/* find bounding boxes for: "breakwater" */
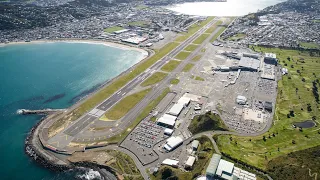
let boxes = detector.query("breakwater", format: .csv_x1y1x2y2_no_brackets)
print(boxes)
18,109,66,115
25,116,118,179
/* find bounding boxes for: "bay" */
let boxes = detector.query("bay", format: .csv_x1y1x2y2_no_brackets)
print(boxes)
0,42,145,180
167,0,287,16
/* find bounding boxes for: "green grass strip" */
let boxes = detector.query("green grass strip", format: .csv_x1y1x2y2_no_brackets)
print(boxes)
141,72,168,87
107,88,170,143
184,44,199,51
104,88,151,120
161,60,181,72
174,51,191,60
182,63,195,72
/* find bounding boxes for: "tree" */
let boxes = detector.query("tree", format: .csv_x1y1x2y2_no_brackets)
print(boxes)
263,136,266,142
292,140,296,144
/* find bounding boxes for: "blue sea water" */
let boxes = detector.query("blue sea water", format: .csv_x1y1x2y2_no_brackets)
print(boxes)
0,42,145,180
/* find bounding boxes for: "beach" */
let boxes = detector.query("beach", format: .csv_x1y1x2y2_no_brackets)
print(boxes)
0,39,148,56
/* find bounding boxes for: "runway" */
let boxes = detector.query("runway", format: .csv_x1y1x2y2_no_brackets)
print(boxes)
50,17,219,147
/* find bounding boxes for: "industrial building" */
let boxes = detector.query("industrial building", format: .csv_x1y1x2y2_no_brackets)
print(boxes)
206,154,222,177
238,57,260,72
121,36,147,45
206,154,256,180
243,53,260,59
157,114,177,129
191,140,200,151
164,128,174,136
162,159,179,167
264,53,277,65
168,103,185,116
178,96,191,106
236,95,247,105
163,136,183,152
185,156,196,169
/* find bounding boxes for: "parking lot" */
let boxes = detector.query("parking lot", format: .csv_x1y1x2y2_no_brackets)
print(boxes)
121,118,167,165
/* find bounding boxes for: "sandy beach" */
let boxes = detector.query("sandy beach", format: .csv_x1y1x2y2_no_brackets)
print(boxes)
0,39,148,56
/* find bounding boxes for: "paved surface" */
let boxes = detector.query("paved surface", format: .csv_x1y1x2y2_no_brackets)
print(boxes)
47,17,220,148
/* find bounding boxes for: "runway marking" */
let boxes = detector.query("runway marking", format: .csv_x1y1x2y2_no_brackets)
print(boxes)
51,141,59,147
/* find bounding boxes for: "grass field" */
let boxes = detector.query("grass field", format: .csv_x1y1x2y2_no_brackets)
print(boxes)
266,145,320,180
106,150,143,179
107,88,170,143
227,33,246,41
128,21,150,27
192,55,202,62
161,60,181,72
48,41,180,136
184,44,198,51
174,17,215,42
299,42,320,49
205,20,223,34
104,26,124,33
174,51,191,60
170,79,180,85
150,136,214,180
104,88,151,120
182,63,195,72
192,34,210,45
216,46,320,170
194,76,205,81
141,72,168,87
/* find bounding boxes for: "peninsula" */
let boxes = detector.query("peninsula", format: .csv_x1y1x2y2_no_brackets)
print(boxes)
2,0,319,180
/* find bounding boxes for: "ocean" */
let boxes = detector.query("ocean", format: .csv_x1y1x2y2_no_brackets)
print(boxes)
0,42,145,180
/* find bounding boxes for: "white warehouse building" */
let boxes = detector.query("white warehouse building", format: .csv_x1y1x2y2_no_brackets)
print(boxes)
164,136,183,152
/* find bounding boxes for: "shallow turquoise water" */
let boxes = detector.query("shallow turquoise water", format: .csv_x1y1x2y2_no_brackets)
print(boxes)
0,42,144,179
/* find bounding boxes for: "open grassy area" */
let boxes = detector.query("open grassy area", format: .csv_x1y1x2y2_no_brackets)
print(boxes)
106,150,143,180
170,78,180,85
299,42,320,49
107,88,170,143
128,21,150,27
150,136,214,180
174,17,215,42
104,26,124,33
174,51,191,60
216,46,320,170
182,63,195,72
194,76,205,81
141,72,168,87
192,34,210,45
266,145,320,180
48,41,180,136
161,60,181,72
205,20,223,34
184,44,198,51
104,88,151,120
192,55,202,62
227,33,246,41
189,111,227,134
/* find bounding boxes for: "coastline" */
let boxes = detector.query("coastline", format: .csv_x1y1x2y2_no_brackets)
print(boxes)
0,39,148,55
18,38,153,179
